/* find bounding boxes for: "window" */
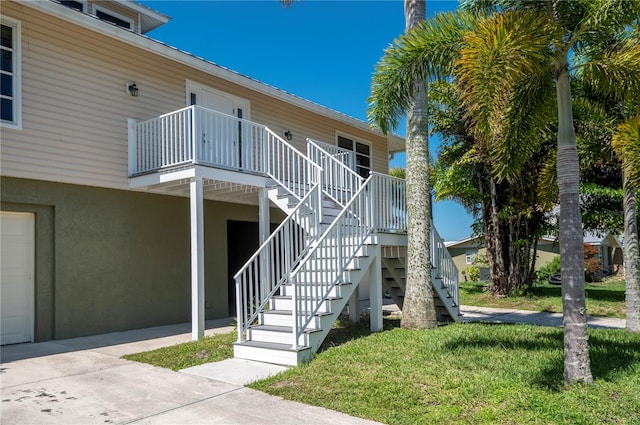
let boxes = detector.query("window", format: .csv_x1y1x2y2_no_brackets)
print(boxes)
465,249,478,265
337,135,371,179
1,17,20,129
59,1,86,12
94,6,134,30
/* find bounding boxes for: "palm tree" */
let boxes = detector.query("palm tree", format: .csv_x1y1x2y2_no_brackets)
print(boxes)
613,117,640,332
401,0,438,330
369,1,640,384
460,0,639,384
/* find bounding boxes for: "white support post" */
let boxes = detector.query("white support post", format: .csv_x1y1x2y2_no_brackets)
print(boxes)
127,118,137,177
258,187,270,300
349,285,360,324
190,177,205,340
369,244,383,332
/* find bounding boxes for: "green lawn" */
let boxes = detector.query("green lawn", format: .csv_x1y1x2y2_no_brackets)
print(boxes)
122,331,236,370
251,322,640,425
459,276,626,319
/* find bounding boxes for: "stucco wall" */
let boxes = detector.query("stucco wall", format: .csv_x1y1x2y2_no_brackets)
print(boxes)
1,177,282,340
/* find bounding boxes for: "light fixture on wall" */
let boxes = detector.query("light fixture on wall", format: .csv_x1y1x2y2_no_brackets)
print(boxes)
283,130,293,141
127,82,139,97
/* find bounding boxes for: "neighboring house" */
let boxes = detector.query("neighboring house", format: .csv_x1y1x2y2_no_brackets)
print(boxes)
1,0,459,364
583,231,623,275
446,233,623,282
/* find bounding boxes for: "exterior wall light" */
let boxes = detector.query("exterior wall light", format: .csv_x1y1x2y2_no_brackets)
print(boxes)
127,82,139,97
283,130,293,141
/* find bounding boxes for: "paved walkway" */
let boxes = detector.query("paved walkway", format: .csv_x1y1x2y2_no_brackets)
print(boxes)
0,306,626,424
460,305,626,329
0,319,381,425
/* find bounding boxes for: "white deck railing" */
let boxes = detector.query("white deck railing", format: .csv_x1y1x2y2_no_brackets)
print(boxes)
130,105,316,200
371,173,407,232
307,139,363,205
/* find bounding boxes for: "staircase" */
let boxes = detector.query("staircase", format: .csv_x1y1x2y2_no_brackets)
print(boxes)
233,138,460,366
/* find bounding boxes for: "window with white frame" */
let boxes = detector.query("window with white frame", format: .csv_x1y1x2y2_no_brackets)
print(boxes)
1,17,21,129
337,135,371,179
465,249,478,265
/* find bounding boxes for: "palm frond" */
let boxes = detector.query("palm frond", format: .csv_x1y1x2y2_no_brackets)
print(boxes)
578,36,640,101
367,10,476,134
612,116,640,187
453,9,557,182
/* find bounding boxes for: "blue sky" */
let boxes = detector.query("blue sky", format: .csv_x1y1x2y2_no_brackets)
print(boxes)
138,0,474,241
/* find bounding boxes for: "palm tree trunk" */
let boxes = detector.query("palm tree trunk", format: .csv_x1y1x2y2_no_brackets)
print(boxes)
623,174,640,332
555,59,593,384
490,177,508,294
401,0,437,329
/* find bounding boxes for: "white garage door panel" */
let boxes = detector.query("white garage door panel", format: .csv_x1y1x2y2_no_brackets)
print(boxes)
1,212,35,345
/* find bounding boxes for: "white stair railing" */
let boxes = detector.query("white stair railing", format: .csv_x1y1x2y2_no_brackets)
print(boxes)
290,174,376,348
307,139,363,205
431,222,459,306
234,184,322,343
306,139,355,171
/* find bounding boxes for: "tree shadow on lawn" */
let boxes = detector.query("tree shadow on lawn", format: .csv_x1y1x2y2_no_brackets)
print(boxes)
443,323,640,391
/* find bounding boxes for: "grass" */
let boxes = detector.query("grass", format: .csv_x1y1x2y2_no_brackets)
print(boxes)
250,322,640,425
459,275,626,319
122,316,639,424
122,331,236,371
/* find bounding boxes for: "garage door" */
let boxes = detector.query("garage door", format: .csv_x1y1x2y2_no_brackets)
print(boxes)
1,211,34,345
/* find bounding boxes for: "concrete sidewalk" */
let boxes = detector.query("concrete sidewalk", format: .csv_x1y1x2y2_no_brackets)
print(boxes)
460,305,626,329
0,318,381,425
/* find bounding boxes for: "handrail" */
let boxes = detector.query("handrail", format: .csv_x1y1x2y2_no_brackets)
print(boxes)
290,174,377,348
431,220,459,306
307,139,363,205
306,138,355,170
234,184,322,343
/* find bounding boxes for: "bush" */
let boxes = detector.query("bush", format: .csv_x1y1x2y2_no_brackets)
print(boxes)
463,266,480,282
536,256,561,285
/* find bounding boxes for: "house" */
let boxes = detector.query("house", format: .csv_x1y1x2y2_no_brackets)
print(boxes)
583,231,623,275
1,0,459,364
446,233,623,282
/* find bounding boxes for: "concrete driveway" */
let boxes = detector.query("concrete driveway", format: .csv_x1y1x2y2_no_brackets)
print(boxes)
0,319,381,425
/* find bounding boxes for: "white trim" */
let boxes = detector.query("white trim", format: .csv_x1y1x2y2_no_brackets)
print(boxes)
16,0,401,146
112,0,170,25
92,4,135,31
185,80,251,120
465,249,478,265
0,16,22,130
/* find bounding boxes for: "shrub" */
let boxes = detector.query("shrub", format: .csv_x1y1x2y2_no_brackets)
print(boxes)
463,266,480,282
584,243,602,282
536,256,561,285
